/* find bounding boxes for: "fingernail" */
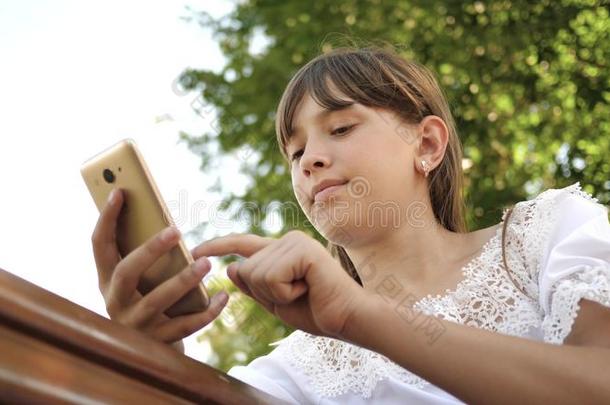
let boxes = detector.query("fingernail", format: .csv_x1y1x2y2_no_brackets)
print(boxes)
217,291,229,304
162,227,179,242
108,189,116,204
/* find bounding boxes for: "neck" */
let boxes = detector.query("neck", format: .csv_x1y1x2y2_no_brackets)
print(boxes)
346,215,465,291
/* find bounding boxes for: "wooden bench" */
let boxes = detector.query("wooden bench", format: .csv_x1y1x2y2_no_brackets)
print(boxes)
0,268,287,404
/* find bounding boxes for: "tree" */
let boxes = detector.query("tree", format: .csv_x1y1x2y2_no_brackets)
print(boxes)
177,0,610,372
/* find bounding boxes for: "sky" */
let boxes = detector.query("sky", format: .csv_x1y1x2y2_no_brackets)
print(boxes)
0,0,257,362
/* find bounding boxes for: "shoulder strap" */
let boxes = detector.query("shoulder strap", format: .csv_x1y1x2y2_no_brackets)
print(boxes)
501,207,532,300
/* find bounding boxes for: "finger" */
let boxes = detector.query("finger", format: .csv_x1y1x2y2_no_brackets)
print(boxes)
247,240,294,304
246,238,308,309
151,291,230,343
227,263,276,315
191,233,273,260
267,243,309,303
262,265,309,305
131,257,211,326
221,238,280,302
108,225,181,307
226,263,254,298
226,263,277,316
229,265,273,311
92,188,124,285
233,233,309,306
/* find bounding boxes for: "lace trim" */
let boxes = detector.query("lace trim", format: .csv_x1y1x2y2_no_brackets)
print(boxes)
275,330,429,398
523,182,607,344
413,222,541,338
272,182,602,399
274,225,541,398
507,182,599,300
542,265,610,344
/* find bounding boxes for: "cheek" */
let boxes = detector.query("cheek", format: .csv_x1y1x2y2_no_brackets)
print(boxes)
356,152,412,202
291,176,311,208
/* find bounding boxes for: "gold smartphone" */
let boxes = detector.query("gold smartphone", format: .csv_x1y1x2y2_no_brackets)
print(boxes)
81,139,210,317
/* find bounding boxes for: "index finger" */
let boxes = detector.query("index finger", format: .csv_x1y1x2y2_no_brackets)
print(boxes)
191,233,273,259
91,188,123,285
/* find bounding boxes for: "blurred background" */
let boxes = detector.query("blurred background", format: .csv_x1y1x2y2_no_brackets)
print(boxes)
1,0,608,373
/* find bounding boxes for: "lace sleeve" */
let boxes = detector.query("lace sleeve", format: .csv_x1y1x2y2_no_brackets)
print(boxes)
534,183,610,344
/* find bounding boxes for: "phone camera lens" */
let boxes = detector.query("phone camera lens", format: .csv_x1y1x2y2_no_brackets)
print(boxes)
103,169,115,183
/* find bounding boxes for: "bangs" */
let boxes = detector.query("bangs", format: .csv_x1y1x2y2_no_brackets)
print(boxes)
275,48,429,162
276,67,357,161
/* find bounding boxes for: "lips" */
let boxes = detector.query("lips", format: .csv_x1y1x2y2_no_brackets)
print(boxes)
312,179,349,201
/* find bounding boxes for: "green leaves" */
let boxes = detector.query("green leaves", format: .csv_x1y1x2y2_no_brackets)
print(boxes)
179,0,610,371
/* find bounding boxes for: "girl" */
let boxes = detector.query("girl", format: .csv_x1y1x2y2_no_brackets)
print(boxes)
92,47,610,404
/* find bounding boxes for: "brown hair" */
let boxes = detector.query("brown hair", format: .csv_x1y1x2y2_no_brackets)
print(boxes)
275,46,523,295
501,207,531,299
276,48,466,225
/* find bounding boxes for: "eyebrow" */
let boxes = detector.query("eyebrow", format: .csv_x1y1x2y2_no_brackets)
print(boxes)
290,102,356,141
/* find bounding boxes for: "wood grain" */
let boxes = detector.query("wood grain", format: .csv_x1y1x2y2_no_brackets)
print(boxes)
0,268,287,404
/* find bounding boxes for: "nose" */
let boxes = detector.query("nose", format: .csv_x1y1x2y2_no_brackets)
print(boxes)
299,143,330,176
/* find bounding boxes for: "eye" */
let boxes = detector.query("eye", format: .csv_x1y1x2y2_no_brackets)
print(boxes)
290,124,356,162
291,149,303,161
331,124,356,136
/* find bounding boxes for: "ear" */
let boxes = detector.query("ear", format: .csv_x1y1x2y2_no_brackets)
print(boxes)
414,115,449,176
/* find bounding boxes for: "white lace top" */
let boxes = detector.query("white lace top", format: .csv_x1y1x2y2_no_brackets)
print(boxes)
227,182,610,404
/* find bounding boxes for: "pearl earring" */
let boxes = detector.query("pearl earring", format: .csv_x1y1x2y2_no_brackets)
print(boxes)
421,160,430,178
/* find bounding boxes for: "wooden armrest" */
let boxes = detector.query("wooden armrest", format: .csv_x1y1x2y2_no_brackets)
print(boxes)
0,268,288,404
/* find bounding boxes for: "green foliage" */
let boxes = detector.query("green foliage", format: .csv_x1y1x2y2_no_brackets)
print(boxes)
197,276,293,371
178,0,610,372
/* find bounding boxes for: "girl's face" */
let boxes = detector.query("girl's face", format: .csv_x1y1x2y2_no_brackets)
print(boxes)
287,91,429,245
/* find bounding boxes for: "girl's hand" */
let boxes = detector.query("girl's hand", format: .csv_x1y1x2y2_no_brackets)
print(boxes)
91,189,229,347
191,230,367,339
